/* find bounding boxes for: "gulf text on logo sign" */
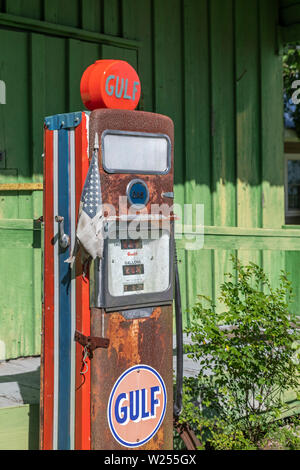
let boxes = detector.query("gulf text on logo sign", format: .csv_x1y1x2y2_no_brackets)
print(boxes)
107,364,167,448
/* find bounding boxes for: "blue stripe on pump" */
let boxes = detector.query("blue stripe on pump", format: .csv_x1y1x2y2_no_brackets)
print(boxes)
57,128,71,450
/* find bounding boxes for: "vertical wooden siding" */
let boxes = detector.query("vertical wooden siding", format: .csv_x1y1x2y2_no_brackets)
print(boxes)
0,0,293,360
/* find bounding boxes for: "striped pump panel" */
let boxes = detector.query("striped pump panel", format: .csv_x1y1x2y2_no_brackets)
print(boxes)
41,112,91,450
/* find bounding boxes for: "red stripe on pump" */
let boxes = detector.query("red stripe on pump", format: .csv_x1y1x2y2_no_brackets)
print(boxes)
41,129,54,450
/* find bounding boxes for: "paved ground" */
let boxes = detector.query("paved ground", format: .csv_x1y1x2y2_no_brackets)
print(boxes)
0,356,40,408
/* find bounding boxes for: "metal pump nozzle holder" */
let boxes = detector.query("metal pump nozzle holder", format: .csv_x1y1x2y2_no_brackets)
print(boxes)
55,215,70,249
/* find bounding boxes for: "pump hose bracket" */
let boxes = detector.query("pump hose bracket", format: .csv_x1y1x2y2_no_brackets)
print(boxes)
74,330,109,359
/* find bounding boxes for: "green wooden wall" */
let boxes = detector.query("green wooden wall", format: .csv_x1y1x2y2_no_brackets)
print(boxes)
0,0,298,360
0,404,39,450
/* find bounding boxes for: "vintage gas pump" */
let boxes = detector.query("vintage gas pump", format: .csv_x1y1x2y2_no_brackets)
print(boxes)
41,60,178,450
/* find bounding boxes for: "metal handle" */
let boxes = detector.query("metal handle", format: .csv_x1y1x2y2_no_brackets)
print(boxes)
55,215,70,249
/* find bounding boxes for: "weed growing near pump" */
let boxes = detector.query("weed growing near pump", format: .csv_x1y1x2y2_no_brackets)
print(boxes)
177,256,300,450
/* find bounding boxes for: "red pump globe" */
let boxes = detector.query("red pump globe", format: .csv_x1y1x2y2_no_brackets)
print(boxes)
80,60,141,111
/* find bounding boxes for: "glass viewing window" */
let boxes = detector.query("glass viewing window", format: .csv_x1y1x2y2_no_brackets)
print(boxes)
102,130,171,174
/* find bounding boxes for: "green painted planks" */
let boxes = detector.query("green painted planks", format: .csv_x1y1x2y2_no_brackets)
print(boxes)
121,0,154,112
153,0,184,201
68,39,101,112
5,0,43,20
235,0,262,293
56,0,80,29
209,0,236,313
260,0,285,300
18,191,34,220
81,0,102,33
210,0,236,228
0,243,37,358
0,11,139,49
262,250,286,292
213,249,236,313
201,234,300,251
183,0,211,222
260,0,284,230
259,0,284,306
286,251,300,315
28,34,44,354
176,247,189,328
0,29,30,178
101,44,137,70
185,249,214,324
204,225,300,239
43,0,59,23
0,405,39,450
30,33,45,223
44,36,68,116
181,0,212,325
0,171,18,220
44,0,81,28
0,218,37,230
0,225,36,247
102,0,120,36
0,219,42,359
235,0,261,229
152,0,187,324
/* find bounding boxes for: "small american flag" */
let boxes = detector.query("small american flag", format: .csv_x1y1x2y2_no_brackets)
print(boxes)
81,134,102,218
67,133,104,265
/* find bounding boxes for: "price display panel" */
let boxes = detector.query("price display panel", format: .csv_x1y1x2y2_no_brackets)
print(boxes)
107,230,170,297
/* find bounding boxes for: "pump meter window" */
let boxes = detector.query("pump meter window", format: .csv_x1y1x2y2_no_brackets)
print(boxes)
102,130,171,174
107,230,170,297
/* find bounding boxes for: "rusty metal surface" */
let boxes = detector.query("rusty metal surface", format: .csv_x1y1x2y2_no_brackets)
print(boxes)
89,109,174,218
90,306,173,450
89,109,174,450
74,330,109,359
173,418,202,451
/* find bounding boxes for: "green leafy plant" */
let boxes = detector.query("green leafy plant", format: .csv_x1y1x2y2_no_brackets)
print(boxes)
178,256,300,449
258,416,300,450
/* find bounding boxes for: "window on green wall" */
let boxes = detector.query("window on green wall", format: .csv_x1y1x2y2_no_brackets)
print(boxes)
283,44,300,224
285,151,300,224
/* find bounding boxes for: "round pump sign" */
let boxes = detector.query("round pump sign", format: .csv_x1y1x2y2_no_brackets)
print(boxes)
80,59,141,111
107,364,167,448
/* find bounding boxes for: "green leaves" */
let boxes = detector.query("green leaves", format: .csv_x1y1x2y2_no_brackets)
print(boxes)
178,256,300,449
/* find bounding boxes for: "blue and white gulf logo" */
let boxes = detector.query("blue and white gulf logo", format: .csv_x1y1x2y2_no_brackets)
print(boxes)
107,364,167,448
